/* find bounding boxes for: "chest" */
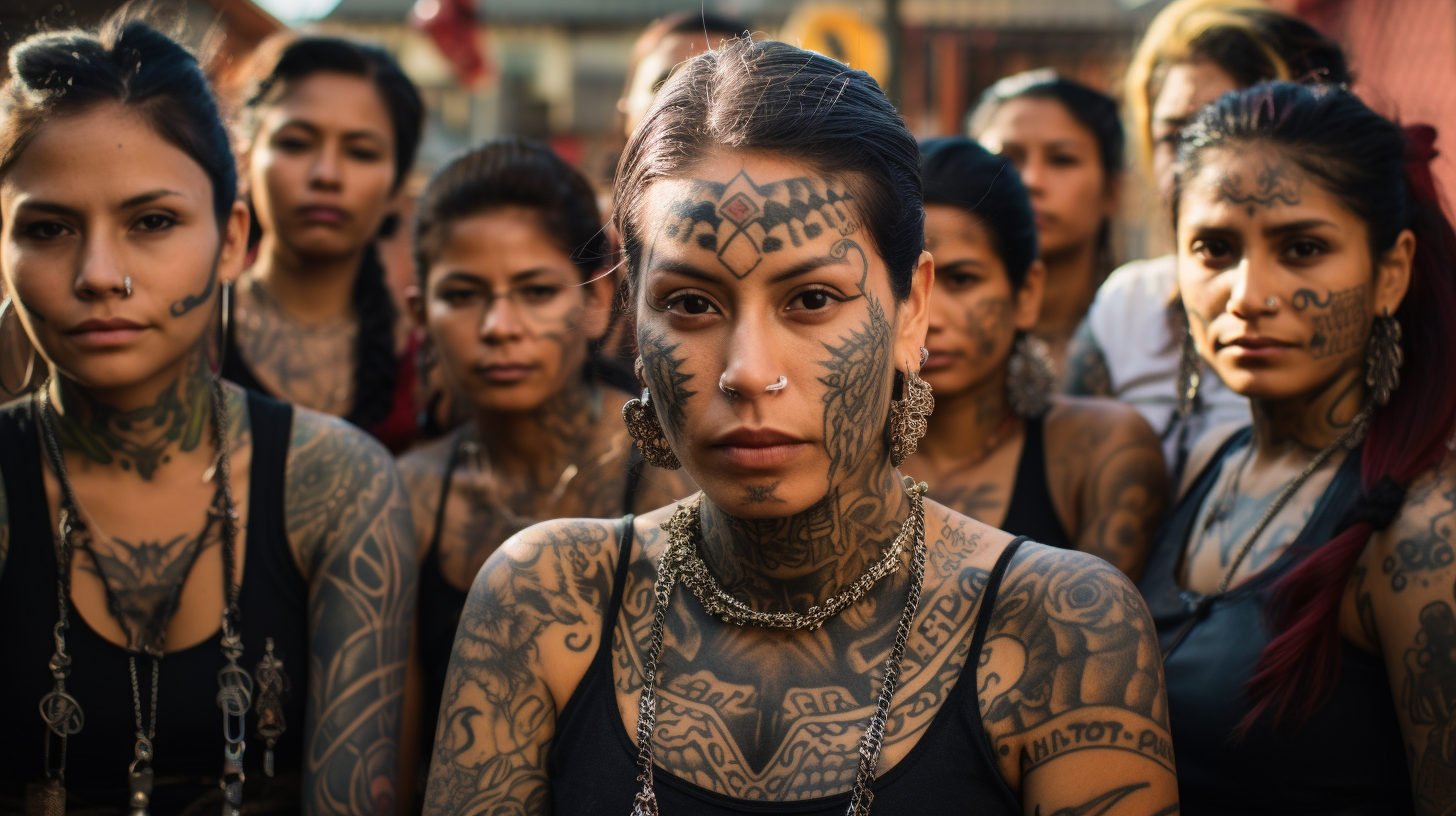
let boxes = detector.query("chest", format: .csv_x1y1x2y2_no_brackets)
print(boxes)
234,296,357,416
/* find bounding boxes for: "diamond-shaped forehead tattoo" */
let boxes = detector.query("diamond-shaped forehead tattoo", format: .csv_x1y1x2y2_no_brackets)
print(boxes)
662,170,859,278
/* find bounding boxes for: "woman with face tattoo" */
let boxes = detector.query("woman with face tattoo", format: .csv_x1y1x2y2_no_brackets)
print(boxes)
223,34,423,450
907,138,1165,581
0,19,416,815
395,138,693,800
424,38,1176,816
1141,81,1456,813
1065,0,1349,477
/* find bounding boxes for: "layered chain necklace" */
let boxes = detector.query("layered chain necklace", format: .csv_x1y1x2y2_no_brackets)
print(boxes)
631,476,930,816
32,378,254,816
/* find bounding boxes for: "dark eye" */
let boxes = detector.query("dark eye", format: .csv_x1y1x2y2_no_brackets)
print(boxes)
23,220,69,240
795,290,831,310
1285,240,1324,260
517,285,562,305
666,294,716,315
134,214,175,233
439,288,479,305
1049,153,1081,167
944,272,981,290
275,137,311,153
348,147,384,162
1191,237,1235,264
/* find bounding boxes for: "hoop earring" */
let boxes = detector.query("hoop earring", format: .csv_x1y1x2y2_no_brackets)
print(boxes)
1006,333,1055,418
624,358,682,469
1176,317,1203,420
211,281,233,375
0,296,37,397
888,350,934,468
1366,311,1403,407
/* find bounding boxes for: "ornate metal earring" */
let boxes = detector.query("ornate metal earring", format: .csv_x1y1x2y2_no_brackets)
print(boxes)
1006,333,1055,418
1366,310,1403,407
624,358,682,469
0,296,37,397
1176,317,1203,420
888,349,934,468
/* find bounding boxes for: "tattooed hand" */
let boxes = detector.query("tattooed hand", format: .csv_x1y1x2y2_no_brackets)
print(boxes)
287,411,417,816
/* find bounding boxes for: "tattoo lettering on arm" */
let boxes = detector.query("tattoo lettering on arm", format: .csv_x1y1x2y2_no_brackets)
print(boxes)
1291,286,1366,361
423,521,615,815
1064,320,1113,398
287,414,417,816
1216,158,1304,216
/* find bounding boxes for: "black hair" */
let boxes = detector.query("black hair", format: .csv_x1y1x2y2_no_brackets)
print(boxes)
615,37,923,301
920,136,1039,290
970,70,1125,182
415,138,607,286
242,35,424,431
1173,81,1456,730
659,11,750,38
1183,11,1350,91
0,19,236,227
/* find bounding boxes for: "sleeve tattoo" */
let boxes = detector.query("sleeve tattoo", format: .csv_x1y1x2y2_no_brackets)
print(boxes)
1063,320,1114,398
288,414,419,816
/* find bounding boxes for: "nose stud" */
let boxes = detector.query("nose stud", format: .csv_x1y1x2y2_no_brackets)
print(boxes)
1265,296,1279,309
123,277,133,298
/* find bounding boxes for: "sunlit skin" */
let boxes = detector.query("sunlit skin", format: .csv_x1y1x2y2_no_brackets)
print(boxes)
913,204,1164,579
1176,146,1412,593
0,103,250,651
1151,61,1239,206
978,96,1118,369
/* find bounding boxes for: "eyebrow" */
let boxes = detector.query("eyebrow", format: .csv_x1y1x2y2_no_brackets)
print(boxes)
937,259,989,271
16,188,183,217
436,268,567,286
275,119,387,143
1264,218,1339,237
648,253,851,286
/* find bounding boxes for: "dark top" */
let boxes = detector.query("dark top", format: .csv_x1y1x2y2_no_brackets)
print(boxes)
0,391,309,814
1138,428,1413,815
1002,415,1073,549
545,518,1028,814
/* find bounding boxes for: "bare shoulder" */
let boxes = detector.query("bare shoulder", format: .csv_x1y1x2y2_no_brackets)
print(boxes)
925,499,1018,563
1045,394,1159,446
979,541,1171,790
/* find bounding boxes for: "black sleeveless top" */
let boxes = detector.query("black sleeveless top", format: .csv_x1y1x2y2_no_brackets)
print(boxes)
1001,416,1072,549
417,440,645,766
1138,428,1413,815
545,518,1027,814
0,392,310,814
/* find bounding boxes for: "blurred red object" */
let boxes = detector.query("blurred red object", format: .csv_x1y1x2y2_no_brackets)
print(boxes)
411,0,491,88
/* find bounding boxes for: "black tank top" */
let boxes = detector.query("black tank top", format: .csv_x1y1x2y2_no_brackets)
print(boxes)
416,439,645,772
1138,428,1413,815
545,518,1027,814
0,392,310,814
1001,416,1072,549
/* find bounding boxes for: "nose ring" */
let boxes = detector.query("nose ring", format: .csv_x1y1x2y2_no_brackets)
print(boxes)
765,376,788,392
719,373,739,398
1265,296,1278,309
123,277,133,298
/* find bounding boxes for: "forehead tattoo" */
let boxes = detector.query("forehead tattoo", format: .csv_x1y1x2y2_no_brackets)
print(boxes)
664,170,859,278
1215,157,1305,217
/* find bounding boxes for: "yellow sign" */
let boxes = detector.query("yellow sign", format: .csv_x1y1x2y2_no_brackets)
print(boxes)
779,3,890,90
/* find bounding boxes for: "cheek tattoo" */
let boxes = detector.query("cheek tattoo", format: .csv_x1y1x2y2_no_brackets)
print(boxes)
1292,286,1366,360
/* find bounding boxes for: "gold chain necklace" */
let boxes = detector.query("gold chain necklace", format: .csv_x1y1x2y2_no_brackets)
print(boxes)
631,477,930,815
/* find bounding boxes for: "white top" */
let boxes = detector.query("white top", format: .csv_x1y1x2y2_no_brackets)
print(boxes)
1086,254,1250,468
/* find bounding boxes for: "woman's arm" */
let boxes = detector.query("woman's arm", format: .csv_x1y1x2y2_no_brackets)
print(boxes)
1057,400,1167,581
979,544,1178,815
1063,319,1114,398
1365,461,1456,814
287,412,419,816
423,518,618,815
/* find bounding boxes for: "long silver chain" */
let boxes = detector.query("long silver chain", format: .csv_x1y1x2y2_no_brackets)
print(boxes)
631,477,930,815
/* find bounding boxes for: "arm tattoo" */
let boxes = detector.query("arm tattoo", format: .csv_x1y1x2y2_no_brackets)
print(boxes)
1032,782,1149,816
1402,600,1456,813
287,415,417,816
1216,157,1304,216
1077,424,1166,580
1382,474,1456,592
424,521,615,814
981,547,1173,777
1064,320,1113,397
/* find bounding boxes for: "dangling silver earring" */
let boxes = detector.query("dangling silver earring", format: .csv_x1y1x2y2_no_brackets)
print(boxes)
1006,333,1055,418
1176,317,1203,420
1366,309,1403,407
0,296,37,397
212,281,233,375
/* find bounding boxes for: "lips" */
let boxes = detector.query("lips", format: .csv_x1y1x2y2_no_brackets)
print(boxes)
1217,334,1295,359
710,427,810,470
67,317,147,348
296,205,349,225
921,349,958,371
474,363,538,384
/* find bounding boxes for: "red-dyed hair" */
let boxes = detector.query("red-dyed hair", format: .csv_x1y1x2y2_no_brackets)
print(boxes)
1174,83,1456,730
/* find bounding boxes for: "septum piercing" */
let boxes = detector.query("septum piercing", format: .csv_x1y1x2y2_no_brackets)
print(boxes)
123,277,133,298
765,376,788,392
720,373,788,396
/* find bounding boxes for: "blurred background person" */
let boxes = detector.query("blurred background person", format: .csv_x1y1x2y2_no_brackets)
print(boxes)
910,137,1165,580
1063,0,1349,477
225,33,424,451
395,138,692,804
969,69,1125,376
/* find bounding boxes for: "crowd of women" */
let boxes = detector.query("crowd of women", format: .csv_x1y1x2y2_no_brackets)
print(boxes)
0,0,1453,813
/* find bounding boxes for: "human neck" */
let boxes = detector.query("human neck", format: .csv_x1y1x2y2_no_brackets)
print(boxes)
47,348,214,482
1036,241,1101,342
1249,366,1367,459
696,465,909,614
916,369,1014,469
470,375,600,488
249,234,362,325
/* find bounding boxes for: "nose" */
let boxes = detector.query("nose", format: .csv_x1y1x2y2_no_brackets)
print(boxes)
1018,154,1046,195
1225,254,1280,320
718,310,786,399
73,231,130,302
308,142,343,191
479,292,526,343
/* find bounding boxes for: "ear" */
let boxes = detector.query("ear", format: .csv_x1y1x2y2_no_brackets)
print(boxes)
1102,171,1125,217
580,266,616,342
405,283,426,328
218,200,251,285
1013,260,1047,331
894,251,936,371
1374,228,1415,316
